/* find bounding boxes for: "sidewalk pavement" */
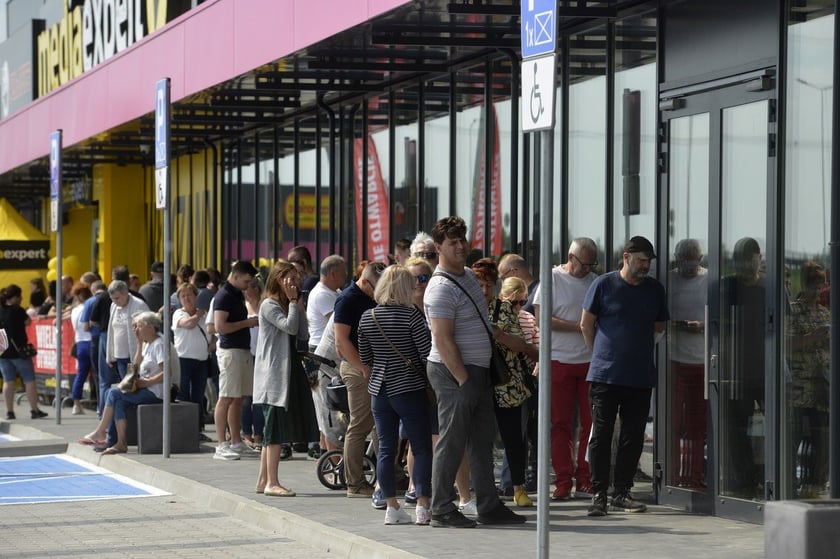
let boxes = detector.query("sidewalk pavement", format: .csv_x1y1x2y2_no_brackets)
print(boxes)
2,412,765,559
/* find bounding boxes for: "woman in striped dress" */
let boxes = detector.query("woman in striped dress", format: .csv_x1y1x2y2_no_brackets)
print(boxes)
358,265,432,525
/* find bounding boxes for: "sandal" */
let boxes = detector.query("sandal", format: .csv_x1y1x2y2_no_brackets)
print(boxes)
263,485,296,497
78,435,106,446
101,446,127,455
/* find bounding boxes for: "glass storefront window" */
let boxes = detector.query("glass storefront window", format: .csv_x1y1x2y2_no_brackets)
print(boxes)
782,5,834,500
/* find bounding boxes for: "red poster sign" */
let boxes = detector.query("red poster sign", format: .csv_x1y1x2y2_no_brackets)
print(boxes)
25,318,77,375
470,105,503,256
354,136,390,263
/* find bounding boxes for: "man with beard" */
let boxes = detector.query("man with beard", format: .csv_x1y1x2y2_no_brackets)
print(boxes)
581,236,668,517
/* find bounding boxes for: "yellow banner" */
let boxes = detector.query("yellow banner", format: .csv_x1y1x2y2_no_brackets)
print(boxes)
284,193,331,230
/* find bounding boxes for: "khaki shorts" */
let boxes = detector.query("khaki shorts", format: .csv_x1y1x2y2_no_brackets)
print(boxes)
216,347,254,398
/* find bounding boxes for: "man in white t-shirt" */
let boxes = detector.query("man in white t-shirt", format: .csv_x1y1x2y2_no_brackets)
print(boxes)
306,255,347,350
533,237,599,501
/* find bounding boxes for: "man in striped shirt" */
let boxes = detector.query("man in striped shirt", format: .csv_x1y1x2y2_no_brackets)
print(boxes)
424,216,526,528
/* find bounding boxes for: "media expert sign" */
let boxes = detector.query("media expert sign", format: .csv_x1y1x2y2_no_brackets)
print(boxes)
36,0,174,97
0,241,50,270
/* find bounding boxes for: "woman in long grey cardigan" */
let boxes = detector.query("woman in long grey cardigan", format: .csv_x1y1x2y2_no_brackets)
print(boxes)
253,261,318,497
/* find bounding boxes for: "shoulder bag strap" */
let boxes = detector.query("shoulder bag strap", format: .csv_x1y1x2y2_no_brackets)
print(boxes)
433,271,495,346
370,308,426,377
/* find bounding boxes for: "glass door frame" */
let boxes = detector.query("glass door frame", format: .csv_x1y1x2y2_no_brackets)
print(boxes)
656,73,779,523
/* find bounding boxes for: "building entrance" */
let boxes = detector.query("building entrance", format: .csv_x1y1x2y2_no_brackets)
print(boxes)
658,73,777,522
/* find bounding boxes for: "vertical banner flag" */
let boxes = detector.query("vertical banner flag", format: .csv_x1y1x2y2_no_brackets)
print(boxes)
354,136,390,263
470,105,503,256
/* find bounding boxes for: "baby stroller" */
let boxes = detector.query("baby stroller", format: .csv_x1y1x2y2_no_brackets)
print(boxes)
314,365,377,490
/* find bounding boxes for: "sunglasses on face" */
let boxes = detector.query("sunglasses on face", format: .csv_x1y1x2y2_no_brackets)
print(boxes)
415,274,429,284
413,251,438,259
512,299,528,307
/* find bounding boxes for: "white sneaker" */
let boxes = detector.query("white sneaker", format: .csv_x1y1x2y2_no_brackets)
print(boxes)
229,442,261,458
72,405,84,415
384,505,412,525
458,500,477,516
415,504,431,525
213,442,240,461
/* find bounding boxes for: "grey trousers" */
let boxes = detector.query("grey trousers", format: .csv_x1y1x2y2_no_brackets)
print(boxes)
428,361,501,515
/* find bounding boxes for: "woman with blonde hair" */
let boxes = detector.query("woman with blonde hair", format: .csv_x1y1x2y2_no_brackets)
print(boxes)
357,265,433,524
253,262,318,497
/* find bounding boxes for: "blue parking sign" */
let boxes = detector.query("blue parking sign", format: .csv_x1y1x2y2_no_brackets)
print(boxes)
521,0,556,59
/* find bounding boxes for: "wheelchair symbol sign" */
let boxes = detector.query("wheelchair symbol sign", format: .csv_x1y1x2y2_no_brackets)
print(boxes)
521,54,555,132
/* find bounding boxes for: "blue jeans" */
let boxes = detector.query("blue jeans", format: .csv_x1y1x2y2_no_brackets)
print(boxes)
428,361,500,515
241,395,264,439
178,357,208,430
97,331,117,417
0,357,36,383
71,341,93,400
371,388,432,499
104,386,162,421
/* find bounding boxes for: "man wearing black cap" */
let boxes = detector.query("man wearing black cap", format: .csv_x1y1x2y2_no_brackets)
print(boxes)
580,236,669,517
139,262,165,313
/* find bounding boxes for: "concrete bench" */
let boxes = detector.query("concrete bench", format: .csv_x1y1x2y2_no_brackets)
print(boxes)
124,401,200,454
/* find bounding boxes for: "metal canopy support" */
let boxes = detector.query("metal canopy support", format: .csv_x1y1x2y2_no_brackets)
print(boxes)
829,0,840,499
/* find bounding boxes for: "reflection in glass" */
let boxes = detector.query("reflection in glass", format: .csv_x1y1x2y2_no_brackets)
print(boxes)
783,7,833,500
719,102,768,501
666,113,710,491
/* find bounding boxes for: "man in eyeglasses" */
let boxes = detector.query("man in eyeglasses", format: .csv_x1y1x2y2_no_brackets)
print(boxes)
411,231,439,269
334,261,384,497
424,216,526,528
498,254,539,315
581,236,668,516
533,237,599,501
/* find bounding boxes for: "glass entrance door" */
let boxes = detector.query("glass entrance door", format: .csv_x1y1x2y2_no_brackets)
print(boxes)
659,78,775,522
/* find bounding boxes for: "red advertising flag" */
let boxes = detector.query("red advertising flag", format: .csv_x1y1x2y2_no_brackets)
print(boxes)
354,136,390,263
470,104,503,256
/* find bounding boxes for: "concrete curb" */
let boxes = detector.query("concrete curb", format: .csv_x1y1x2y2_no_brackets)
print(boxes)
1,421,68,457
64,442,424,559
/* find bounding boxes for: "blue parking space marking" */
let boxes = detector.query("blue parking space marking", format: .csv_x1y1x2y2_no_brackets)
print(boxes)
0,454,169,505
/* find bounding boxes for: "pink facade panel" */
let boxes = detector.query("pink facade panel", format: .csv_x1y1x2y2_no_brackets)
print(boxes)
0,0,411,174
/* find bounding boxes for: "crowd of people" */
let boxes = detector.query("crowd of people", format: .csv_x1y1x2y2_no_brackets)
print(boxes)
0,216,685,526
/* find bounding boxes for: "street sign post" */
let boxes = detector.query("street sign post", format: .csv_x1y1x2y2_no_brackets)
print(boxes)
521,0,557,59
155,77,172,458
49,130,63,424
521,53,556,132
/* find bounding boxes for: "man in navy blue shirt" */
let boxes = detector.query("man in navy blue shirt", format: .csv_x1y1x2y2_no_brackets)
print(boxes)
581,236,668,516
334,261,384,497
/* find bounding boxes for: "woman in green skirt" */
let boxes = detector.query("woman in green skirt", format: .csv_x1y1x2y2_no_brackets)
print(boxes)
253,261,318,497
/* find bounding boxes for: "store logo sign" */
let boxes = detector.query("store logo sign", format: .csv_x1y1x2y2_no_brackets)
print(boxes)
0,241,50,270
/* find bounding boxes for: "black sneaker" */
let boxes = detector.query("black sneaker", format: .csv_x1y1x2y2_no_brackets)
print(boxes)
610,491,647,513
404,489,418,504
587,491,608,517
279,443,292,460
430,510,477,528
30,409,47,419
476,503,527,525
5,412,15,420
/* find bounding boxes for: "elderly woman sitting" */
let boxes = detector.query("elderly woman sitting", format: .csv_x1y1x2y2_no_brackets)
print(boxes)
78,311,165,455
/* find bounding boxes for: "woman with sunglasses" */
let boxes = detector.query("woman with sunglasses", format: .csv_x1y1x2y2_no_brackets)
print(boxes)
471,258,538,507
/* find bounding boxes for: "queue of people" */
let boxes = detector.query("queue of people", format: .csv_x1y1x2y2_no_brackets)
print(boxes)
9,215,832,526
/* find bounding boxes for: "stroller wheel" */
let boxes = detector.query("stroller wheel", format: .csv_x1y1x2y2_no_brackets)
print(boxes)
316,449,347,490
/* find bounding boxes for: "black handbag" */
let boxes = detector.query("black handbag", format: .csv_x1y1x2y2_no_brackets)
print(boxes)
325,376,349,413
69,342,78,358
433,272,512,387
10,338,37,359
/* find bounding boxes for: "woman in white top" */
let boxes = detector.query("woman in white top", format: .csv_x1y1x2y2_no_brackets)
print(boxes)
172,283,210,433
79,311,165,455
70,283,94,415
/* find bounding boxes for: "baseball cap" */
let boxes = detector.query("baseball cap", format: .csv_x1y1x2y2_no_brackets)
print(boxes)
150,261,164,273
624,236,657,259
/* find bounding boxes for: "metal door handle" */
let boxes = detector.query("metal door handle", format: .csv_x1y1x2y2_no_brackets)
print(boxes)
704,305,710,399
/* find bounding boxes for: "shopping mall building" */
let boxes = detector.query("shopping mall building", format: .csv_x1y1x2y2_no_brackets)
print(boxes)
0,0,837,522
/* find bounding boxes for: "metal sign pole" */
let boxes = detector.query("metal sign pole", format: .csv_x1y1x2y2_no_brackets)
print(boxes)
155,78,172,458
520,1,557,556
50,130,63,424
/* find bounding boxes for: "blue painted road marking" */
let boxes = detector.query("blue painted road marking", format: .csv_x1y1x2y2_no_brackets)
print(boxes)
0,454,169,505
